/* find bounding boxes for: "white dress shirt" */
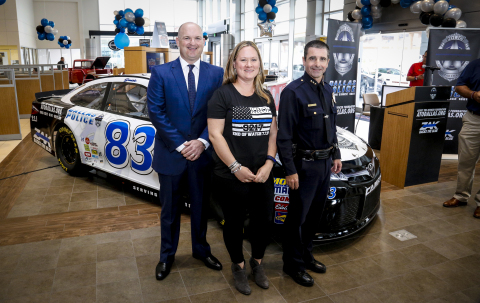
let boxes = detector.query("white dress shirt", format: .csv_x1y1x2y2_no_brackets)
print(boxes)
175,56,209,152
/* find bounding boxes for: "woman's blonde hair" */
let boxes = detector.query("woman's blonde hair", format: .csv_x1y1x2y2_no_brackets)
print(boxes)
223,41,270,104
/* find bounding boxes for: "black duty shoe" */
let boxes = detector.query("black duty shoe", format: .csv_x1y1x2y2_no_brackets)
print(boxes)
306,259,327,274
155,262,173,281
193,254,223,270
283,269,314,287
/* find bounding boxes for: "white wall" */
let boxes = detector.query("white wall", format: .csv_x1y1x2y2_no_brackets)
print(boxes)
17,0,37,48
0,0,20,46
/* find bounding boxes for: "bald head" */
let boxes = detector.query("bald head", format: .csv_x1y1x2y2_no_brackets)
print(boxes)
176,22,205,64
177,22,202,39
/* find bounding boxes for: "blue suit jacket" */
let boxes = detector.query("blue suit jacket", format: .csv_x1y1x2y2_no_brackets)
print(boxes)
147,58,224,176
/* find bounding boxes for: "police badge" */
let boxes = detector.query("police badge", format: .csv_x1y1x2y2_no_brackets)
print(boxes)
436,33,470,82
333,24,355,76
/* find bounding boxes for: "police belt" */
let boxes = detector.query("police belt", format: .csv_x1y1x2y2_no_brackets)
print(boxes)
296,146,333,161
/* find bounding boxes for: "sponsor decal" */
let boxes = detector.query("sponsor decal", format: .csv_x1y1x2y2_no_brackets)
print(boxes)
275,202,288,211
333,24,355,76
66,109,98,125
124,78,137,82
33,128,52,152
85,137,90,144
274,211,287,224
91,148,98,155
327,187,337,199
419,121,440,134
445,129,455,140
274,178,289,196
430,87,437,99
274,195,289,202
32,105,39,115
366,176,381,197
90,142,98,147
84,152,91,157
416,108,447,118
132,185,158,197
40,103,63,119
31,115,37,122
367,162,375,179
95,115,103,127
436,33,470,82
84,144,90,151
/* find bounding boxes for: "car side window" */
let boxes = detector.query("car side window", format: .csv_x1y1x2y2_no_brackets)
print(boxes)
70,83,108,110
105,82,148,118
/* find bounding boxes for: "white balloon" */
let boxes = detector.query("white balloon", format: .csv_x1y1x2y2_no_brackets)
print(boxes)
370,0,381,5
420,0,434,13
125,12,135,22
456,20,467,28
66,36,70,40
391,0,400,4
44,25,53,33
352,9,362,20
52,29,58,35
114,10,119,15
371,5,382,13
372,12,382,19
263,4,272,13
356,0,363,8
143,17,150,27
433,0,448,15
444,8,462,21
410,2,422,14
63,40,68,45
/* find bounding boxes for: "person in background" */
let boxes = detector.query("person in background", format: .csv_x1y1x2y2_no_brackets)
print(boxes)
147,22,224,281
442,58,480,219
277,40,342,287
57,57,65,70
406,51,427,86
208,41,277,295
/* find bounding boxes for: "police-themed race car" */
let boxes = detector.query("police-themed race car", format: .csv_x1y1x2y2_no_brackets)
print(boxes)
30,75,381,241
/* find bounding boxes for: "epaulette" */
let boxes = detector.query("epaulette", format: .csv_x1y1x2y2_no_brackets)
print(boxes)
286,77,306,90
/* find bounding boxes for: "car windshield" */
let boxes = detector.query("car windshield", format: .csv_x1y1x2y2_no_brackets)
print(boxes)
74,61,93,69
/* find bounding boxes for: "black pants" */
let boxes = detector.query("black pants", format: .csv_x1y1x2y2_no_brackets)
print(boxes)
283,158,331,272
213,174,274,264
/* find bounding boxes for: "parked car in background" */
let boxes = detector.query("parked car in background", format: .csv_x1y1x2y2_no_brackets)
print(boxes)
68,57,112,85
360,68,382,97
292,64,304,80
377,67,409,87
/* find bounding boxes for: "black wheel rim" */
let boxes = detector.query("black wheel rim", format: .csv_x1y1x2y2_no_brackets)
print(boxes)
61,135,76,164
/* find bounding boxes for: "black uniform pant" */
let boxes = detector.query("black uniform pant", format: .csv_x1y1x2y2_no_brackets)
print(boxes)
283,157,331,272
158,161,212,264
213,174,274,264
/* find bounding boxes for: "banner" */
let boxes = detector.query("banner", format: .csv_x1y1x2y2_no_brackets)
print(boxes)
325,20,362,131
425,28,480,154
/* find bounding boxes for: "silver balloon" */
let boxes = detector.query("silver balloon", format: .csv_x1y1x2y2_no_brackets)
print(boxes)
372,11,382,19
370,0,381,5
44,25,53,33
66,36,70,40
456,20,467,28
420,0,434,12
63,40,68,45
114,10,119,15
410,2,422,14
263,4,272,13
356,0,363,8
52,29,58,35
371,5,382,13
352,9,362,20
444,8,462,21
125,12,135,22
391,0,400,4
433,0,448,15
143,17,151,27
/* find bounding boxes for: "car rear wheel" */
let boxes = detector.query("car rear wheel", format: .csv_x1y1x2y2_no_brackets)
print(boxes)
55,125,83,174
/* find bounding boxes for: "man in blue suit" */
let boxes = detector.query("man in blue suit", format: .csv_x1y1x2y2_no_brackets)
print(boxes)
147,22,224,281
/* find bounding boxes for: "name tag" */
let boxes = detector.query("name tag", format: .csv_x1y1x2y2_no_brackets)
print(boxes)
308,103,317,107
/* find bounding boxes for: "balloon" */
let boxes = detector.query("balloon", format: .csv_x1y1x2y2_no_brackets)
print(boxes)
127,22,137,32
347,11,355,21
442,17,456,27
36,25,45,33
115,15,122,21
0,0,6,4
136,26,144,35
120,27,125,33
433,0,448,14
48,21,55,28
52,29,58,35
410,2,422,13
361,0,371,5
63,40,68,45
363,23,373,29
114,19,119,25
429,13,443,26
370,0,381,4
38,33,45,40
263,4,272,13
420,0,434,12
115,28,120,34
444,7,461,20
119,18,128,28
400,0,411,8
135,17,145,27
371,5,381,13
114,10,119,15
267,0,276,5
272,6,278,13
361,5,371,16
356,0,364,8
372,11,382,18
65,44,70,49
419,11,433,24
267,12,276,19
255,6,263,14
44,26,53,33
124,8,133,14
125,12,135,22
134,9,144,18
391,0,400,4
352,9,362,20
362,15,373,24
143,17,150,27
67,39,72,44
456,20,467,28
41,18,49,26
380,0,391,6
118,10,124,16
114,32,130,49
259,0,267,6
46,33,54,41
258,12,267,21
447,5,456,10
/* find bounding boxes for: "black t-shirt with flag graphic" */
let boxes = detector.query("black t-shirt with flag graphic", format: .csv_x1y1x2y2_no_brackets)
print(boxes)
208,83,276,180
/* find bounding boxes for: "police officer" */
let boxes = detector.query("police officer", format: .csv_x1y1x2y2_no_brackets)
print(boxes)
277,40,342,287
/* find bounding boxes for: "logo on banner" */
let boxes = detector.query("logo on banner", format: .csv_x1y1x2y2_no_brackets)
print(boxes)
430,87,437,99
333,24,355,76
445,130,455,140
436,33,470,82
419,121,440,134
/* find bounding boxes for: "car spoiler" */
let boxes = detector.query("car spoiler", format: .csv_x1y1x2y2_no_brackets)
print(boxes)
35,89,73,101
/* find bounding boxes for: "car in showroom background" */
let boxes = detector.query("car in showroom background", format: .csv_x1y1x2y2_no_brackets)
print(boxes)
31,75,381,241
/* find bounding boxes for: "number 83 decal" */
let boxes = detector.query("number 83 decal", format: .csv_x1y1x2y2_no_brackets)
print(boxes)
327,187,336,199
104,120,156,175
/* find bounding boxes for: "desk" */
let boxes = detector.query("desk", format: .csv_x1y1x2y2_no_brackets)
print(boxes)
368,106,384,150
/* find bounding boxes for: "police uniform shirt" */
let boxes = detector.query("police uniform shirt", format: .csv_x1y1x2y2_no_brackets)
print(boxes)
277,73,341,176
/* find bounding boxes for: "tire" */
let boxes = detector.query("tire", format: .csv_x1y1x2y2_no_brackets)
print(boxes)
55,125,83,174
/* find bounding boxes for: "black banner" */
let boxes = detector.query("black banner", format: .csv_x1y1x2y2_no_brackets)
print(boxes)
425,28,480,154
325,20,361,132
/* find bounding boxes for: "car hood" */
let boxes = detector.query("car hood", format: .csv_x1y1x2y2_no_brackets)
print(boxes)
91,57,111,69
336,127,368,161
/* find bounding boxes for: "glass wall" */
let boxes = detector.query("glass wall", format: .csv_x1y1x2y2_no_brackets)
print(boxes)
37,48,82,68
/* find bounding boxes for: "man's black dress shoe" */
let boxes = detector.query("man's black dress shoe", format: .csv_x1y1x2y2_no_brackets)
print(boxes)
155,262,172,281
283,269,314,287
306,259,326,273
193,254,223,270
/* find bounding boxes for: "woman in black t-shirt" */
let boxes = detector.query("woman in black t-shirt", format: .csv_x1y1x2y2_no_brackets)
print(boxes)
208,41,277,295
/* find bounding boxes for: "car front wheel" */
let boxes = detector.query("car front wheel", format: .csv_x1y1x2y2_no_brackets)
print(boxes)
55,125,83,174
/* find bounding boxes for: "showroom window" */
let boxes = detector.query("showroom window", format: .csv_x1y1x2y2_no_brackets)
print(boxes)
106,82,148,118
323,0,344,36
70,83,109,110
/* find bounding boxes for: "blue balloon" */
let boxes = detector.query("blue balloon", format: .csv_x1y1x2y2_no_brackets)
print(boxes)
114,19,119,25
203,32,207,36
361,0,370,5
361,5,371,16
119,18,128,28
120,27,125,33
48,21,55,27
258,12,267,21
127,22,137,32
255,6,263,14
267,0,276,5
399,0,410,8
124,8,133,14
362,15,373,24
272,6,278,13
0,0,6,4
448,5,456,10
269,19,275,22
41,18,49,26
118,10,124,16
38,33,46,40
363,23,373,30
65,44,70,49
114,32,130,49
46,33,55,41
134,8,144,18
136,26,145,35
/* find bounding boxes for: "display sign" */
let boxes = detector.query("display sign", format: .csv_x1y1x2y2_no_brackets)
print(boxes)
425,28,480,154
325,20,362,131
146,52,164,73
152,21,169,48
139,39,150,47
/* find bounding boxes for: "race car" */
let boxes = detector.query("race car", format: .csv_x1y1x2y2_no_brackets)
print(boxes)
30,74,381,241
